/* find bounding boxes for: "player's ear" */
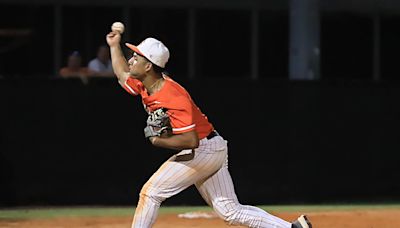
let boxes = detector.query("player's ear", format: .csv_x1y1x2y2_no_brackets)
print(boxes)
144,62,153,72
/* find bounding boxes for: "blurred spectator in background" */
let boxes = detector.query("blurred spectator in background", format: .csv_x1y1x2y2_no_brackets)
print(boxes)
88,45,114,77
59,51,89,84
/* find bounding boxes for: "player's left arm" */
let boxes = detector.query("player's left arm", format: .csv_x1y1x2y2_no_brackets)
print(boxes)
149,130,199,150
145,95,199,150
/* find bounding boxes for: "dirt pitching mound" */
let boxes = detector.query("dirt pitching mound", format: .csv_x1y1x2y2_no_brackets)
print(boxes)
1,209,400,227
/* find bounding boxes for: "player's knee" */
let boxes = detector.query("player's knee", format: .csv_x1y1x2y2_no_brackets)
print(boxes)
139,185,165,205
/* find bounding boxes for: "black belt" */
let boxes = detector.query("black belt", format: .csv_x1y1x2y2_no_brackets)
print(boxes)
206,130,219,140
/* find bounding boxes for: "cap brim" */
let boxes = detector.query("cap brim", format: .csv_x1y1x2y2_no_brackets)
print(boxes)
125,43,145,56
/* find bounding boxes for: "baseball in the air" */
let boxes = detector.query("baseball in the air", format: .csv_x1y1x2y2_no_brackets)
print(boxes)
111,22,125,34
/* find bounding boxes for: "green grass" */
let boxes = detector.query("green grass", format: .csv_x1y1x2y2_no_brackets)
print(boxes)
0,207,134,219
1,204,400,219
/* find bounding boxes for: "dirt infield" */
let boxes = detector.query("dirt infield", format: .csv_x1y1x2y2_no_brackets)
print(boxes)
1,209,400,227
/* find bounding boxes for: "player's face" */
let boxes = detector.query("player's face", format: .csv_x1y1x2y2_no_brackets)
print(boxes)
128,52,151,79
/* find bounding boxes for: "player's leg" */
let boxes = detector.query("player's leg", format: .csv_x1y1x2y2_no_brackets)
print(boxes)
131,149,226,228
195,154,292,228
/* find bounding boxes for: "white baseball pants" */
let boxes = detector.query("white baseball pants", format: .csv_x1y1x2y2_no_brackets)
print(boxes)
131,135,292,228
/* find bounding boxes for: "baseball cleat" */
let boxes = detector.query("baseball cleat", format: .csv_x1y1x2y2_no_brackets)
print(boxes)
291,215,312,228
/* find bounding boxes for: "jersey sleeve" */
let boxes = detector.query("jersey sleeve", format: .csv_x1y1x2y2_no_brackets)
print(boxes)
121,77,143,96
168,98,196,134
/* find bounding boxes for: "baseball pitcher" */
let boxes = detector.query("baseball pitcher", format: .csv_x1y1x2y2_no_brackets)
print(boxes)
106,26,312,228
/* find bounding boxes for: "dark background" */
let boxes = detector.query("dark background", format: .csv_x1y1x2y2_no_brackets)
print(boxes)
1,78,400,206
1,0,400,207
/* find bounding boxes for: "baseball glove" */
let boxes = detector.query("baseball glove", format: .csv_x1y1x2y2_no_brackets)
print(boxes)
144,108,172,138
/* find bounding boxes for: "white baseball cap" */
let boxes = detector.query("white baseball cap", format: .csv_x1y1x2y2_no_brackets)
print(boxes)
126,38,170,68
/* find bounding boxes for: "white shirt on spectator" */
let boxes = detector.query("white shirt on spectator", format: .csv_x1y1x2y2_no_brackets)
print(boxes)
88,58,113,73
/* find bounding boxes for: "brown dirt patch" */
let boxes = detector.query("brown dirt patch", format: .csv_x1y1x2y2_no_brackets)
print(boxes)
1,209,400,227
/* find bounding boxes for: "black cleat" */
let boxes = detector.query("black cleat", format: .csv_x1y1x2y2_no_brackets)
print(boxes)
291,215,312,228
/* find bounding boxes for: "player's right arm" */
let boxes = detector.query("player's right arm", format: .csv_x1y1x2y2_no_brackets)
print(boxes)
106,31,130,85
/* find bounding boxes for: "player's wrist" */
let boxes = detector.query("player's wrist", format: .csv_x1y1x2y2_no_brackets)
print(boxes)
149,136,158,145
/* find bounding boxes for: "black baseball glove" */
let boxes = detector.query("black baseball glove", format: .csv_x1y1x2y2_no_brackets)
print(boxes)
144,108,172,138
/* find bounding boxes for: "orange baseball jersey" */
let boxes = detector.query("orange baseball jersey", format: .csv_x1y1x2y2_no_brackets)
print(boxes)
122,75,214,139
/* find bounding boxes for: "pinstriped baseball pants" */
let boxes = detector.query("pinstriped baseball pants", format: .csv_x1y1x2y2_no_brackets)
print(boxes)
131,136,292,228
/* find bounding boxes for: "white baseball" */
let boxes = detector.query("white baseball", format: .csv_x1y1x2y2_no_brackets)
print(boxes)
111,22,125,34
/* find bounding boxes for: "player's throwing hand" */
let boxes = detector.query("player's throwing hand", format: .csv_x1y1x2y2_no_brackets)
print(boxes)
106,31,121,47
